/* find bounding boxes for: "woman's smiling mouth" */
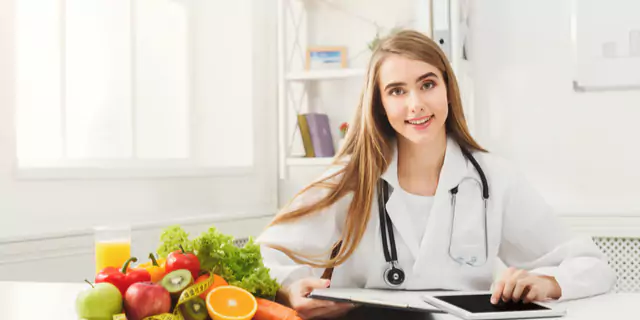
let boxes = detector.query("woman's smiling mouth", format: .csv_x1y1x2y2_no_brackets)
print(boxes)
405,115,432,126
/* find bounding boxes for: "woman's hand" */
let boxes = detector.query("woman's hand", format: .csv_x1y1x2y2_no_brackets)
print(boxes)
283,278,356,319
490,267,562,304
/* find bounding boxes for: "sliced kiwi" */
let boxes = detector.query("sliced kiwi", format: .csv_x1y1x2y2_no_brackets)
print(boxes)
161,269,194,297
180,296,208,320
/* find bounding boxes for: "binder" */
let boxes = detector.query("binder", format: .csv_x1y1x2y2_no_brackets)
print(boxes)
297,114,315,157
304,113,335,157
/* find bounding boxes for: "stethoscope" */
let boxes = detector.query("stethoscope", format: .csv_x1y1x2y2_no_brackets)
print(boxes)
378,148,489,287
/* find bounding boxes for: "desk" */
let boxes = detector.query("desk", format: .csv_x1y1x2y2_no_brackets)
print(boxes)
339,293,637,320
0,281,636,319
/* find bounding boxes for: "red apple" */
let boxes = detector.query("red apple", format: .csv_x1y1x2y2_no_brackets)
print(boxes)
124,282,171,320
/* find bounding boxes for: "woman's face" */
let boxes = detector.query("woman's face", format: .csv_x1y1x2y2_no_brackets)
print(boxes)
377,54,449,145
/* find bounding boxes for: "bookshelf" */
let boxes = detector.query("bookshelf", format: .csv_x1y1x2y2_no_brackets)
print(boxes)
276,0,366,179
276,0,434,180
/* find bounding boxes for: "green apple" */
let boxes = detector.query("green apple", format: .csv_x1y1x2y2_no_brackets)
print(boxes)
76,280,123,320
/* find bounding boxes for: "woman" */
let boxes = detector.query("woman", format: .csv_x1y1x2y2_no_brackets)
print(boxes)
257,30,616,319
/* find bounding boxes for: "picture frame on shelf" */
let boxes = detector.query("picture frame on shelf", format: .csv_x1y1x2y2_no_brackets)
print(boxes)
305,46,348,70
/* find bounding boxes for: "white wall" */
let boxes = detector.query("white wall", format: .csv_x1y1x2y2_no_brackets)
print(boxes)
0,1,279,241
470,0,640,215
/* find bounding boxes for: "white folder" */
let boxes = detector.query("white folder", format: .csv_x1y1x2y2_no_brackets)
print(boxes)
308,288,447,313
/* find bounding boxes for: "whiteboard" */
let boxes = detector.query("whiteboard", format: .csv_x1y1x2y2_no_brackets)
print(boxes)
573,0,640,91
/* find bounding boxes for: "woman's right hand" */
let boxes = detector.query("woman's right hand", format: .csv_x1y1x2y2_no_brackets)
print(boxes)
284,278,356,319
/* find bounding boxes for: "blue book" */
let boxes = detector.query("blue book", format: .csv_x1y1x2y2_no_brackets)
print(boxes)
304,113,335,157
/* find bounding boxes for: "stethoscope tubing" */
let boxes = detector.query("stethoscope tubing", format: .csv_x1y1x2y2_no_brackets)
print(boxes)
378,148,489,286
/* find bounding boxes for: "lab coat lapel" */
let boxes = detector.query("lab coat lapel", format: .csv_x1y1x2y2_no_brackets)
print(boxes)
434,137,469,195
414,137,471,273
380,146,420,260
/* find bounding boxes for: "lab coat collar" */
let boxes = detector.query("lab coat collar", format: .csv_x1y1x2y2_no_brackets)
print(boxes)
378,136,470,260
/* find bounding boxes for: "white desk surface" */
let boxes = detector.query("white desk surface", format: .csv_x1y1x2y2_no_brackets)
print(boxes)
0,281,636,319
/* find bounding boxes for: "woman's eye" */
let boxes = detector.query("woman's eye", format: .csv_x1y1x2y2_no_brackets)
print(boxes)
422,81,435,90
390,88,404,96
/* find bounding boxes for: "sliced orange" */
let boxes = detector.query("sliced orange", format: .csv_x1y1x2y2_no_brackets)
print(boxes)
197,273,228,299
206,285,257,320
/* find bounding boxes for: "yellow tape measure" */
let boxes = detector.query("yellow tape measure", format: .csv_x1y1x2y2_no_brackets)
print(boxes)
140,313,176,320
170,271,216,320
113,272,216,320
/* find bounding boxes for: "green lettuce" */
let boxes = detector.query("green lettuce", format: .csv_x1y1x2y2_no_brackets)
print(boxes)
156,225,194,257
156,225,280,299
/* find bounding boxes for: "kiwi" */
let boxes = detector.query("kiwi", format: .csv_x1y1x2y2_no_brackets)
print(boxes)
180,296,209,320
161,269,194,297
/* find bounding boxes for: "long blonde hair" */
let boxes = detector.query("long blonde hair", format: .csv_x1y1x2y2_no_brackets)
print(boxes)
266,30,486,269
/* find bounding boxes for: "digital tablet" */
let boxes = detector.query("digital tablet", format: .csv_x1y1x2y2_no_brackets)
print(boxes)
422,292,566,320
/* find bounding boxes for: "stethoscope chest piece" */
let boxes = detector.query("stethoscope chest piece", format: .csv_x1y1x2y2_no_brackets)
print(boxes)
384,261,405,287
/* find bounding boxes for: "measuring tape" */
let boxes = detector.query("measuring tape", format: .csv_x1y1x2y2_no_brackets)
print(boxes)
112,272,216,320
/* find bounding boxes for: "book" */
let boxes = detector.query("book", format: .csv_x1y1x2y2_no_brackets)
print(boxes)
304,113,335,157
297,114,315,157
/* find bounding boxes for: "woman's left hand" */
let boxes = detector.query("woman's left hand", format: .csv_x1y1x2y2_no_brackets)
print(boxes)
490,267,562,304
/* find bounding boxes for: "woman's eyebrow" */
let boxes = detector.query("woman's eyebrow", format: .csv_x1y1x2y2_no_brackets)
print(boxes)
415,72,438,83
383,72,438,91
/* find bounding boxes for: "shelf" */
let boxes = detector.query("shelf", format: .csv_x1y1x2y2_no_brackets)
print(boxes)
286,157,334,166
286,68,366,81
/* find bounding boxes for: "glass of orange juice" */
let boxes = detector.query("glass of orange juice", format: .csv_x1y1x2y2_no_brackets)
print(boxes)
94,225,131,273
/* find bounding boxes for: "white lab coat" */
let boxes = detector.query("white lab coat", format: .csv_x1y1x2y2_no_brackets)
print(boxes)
257,137,616,301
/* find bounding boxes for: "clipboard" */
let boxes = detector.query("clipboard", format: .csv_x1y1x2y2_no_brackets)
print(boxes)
308,288,447,313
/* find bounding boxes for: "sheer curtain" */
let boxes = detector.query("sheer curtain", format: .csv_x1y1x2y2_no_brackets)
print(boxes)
16,0,254,174
3,0,276,240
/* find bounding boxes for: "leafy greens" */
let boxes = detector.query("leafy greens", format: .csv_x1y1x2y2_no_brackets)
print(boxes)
156,225,280,300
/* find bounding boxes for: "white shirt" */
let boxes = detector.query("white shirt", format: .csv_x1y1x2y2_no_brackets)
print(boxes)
398,188,434,245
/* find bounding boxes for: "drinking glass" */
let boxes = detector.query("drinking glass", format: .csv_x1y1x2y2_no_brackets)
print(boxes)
94,225,131,273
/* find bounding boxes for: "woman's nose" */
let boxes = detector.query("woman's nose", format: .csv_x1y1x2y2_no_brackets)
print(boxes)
407,91,425,113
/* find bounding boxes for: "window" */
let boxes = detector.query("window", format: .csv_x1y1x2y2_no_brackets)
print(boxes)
15,0,254,178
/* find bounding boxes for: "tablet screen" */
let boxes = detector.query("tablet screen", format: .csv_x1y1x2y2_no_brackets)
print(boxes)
434,294,550,314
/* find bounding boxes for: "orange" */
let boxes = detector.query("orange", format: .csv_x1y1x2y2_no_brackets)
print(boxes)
197,274,228,299
206,285,257,320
